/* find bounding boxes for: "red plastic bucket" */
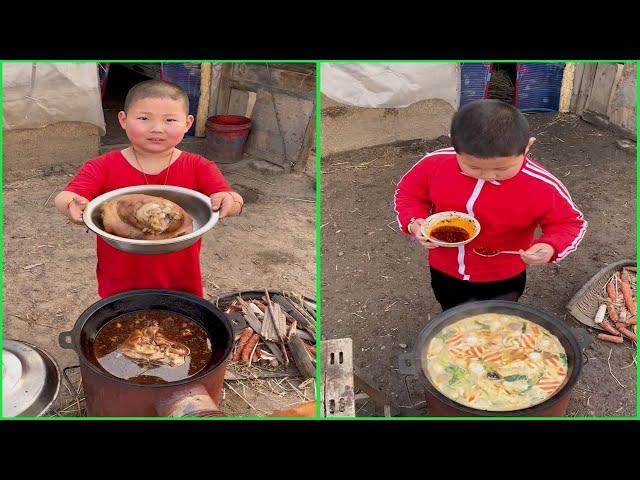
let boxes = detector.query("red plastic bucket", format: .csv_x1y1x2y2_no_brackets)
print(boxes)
205,115,252,164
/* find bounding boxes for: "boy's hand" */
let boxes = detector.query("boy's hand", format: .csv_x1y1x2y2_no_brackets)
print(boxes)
68,196,89,225
409,219,439,250
519,243,554,265
210,191,244,219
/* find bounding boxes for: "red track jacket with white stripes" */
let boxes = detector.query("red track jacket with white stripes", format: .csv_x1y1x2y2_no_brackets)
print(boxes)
394,148,587,282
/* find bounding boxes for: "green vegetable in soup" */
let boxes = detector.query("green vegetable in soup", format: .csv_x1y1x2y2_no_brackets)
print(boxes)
503,374,528,382
445,365,465,385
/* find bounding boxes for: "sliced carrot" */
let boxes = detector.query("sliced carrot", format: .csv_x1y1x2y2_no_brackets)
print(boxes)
620,270,636,315
520,333,537,349
615,323,637,341
241,333,260,364
601,319,621,336
463,346,485,358
445,334,464,346
597,333,624,344
233,328,253,361
607,280,618,302
606,281,620,322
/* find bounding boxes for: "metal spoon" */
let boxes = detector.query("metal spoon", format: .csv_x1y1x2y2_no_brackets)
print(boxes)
473,248,545,258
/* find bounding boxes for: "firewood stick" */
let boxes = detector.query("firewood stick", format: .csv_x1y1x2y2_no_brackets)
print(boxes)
289,333,316,379
265,289,289,365
273,295,316,339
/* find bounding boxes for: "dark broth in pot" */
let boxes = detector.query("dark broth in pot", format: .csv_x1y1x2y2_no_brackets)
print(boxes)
93,310,212,384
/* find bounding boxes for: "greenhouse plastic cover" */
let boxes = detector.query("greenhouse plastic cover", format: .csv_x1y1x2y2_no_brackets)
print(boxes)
321,63,460,109
3,63,106,134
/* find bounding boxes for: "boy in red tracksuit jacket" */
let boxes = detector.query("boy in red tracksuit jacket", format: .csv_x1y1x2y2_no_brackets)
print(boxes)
394,100,587,310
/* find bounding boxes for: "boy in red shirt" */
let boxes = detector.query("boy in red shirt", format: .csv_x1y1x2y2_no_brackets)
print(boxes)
394,100,587,310
54,79,244,298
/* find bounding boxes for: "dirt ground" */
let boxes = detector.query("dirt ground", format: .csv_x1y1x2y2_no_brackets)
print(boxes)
3,141,316,417
321,112,637,417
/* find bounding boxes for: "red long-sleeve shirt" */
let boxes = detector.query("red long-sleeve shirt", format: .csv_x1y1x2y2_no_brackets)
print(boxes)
65,150,233,298
394,147,587,282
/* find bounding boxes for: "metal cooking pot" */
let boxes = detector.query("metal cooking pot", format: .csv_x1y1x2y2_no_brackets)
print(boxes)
398,300,592,417
59,289,234,417
83,185,219,255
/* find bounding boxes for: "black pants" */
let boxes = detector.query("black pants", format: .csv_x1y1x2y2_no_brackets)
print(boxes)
430,267,526,311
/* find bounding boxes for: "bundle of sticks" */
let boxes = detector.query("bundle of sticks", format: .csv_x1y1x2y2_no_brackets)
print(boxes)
223,290,316,379
594,266,637,344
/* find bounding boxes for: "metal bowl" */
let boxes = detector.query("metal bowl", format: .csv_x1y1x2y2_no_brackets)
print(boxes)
83,185,219,255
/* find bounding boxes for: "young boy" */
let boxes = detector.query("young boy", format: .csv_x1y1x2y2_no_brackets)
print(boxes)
394,99,587,310
54,79,244,298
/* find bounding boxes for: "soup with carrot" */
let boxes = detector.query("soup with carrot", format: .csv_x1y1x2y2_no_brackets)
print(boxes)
422,314,568,411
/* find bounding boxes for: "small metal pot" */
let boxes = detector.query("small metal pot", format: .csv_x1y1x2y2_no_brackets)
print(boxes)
398,300,592,417
59,289,234,417
83,185,219,255
3,340,61,417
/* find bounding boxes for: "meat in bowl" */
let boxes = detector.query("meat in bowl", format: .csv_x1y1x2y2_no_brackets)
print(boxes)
100,194,193,240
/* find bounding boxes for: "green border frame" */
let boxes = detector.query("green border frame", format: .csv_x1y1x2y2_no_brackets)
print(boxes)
316,60,639,421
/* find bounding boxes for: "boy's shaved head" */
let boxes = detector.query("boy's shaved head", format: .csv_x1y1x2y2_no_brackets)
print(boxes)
451,99,530,158
124,79,189,113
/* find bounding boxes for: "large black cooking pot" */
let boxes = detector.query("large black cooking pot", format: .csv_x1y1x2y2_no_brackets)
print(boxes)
58,289,235,417
398,301,592,417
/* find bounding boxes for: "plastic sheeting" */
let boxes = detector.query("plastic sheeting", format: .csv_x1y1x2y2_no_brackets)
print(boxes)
321,63,460,109
2,63,106,134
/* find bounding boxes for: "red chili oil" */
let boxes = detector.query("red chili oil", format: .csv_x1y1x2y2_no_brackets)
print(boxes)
474,247,499,256
429,226,470,243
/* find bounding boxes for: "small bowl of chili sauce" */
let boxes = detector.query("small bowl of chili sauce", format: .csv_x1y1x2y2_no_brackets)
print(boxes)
420,211,481,247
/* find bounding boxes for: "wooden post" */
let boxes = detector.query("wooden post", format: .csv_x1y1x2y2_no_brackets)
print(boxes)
195,63,213,138
216,64,234,114
575,63,598,115
569,63,585,112
559,63,575,113
585,63,619,115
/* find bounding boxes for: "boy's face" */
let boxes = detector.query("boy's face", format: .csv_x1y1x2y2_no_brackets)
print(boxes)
456,137,536,181
456,153,524,181
118,97,194,154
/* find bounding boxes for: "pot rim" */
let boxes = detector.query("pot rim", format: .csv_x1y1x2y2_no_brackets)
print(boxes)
407,300,583,416
68,289,234,388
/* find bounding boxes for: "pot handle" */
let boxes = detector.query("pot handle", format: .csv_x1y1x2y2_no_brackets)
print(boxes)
571,327,593,351
398,352,417,377
58,330,74,350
